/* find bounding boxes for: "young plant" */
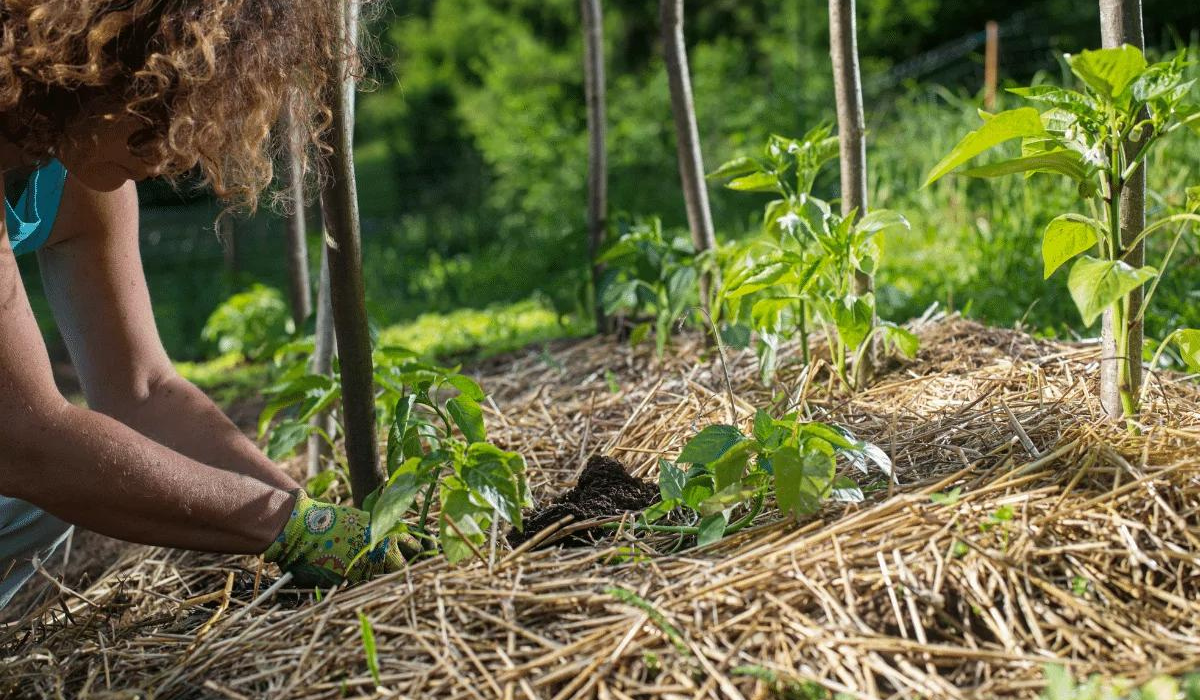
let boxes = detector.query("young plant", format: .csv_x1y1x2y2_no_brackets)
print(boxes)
595,216,702,356
258,344,529,563
924,46,1200,419
639,409,892,546
711,129,917,386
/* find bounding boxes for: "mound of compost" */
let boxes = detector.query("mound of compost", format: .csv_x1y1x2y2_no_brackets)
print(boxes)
509,455,659,548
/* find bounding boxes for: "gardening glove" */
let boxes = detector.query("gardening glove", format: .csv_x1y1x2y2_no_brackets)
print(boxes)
263,489,413,587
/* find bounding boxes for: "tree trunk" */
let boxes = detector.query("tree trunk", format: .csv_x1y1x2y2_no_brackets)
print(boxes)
318,0,382,505
307,245,336,479
1099,0,1145,419
581,0,609,333
281,109,312,330
660,0,717,308
829,0,874,387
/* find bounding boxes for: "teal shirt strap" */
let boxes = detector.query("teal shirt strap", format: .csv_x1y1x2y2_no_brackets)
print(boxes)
5,159,68,257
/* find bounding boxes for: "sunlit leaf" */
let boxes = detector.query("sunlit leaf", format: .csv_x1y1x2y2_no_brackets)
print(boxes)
1067,256,1157,326
923,107,1046,186
696,512,727,546
1042,214,1102,279
1068,45,1148,100
446,395,487,443
677,425,746,464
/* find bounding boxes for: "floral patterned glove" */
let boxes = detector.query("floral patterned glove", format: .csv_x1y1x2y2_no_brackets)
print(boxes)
263,490,411,587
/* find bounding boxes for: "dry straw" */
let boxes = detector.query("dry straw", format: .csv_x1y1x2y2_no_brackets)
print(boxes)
2,316,1198,698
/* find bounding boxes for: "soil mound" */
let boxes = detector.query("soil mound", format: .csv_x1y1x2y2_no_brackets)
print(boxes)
509,455,658,547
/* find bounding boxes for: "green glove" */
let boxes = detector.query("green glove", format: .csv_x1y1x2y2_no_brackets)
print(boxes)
264,490,410,587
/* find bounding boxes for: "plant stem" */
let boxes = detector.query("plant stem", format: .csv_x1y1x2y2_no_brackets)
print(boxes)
415,465,444,537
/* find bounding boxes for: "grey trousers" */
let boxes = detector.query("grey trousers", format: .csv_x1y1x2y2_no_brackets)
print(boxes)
0,496,73,609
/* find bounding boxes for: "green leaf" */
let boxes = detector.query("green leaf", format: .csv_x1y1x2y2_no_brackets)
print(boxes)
879,322,919,359
445,374,485,401
599,278,639,314
387,394,417,475
799,422,859,451
923,108,1046,187
629,322,651,348
1187,185,1200,212
1067,256,1158,327
710,440,753,492
265,420,313,460
658,459,686,501
960,150,1089,182
439,489,486,564
929,487,963,506
855,209,910,234
446,395,486,443
1007,85,1100,120
726,171,781,193
681,476,714,511
666,266,697,316
640,498,678,524
1172,329,1200,372
752,409,774,444
750,298,793,334
305,469,339,499
774,445,834,520
707,155,760,181
1042,214,1102,279
719,323,751,349
696,512,727,546
1068,45,1148,100
677,425,747,464
829,476,864,503
369,458,424,548
831,294,874,351
462,450,524,530
357,611,381,687
724,261,791,300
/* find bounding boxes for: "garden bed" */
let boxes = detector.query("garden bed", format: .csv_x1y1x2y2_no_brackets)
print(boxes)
2,316,1198,698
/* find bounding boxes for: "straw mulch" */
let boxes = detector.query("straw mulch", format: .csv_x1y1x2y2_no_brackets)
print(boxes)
2,316,1199,699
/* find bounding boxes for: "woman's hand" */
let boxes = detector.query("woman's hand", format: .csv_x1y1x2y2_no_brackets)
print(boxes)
264,491,420,587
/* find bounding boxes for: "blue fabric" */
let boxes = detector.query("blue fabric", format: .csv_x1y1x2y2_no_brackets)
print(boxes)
0,497,72,609
5,159,68,256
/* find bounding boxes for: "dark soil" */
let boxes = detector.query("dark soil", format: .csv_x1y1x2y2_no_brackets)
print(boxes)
508,455,659,548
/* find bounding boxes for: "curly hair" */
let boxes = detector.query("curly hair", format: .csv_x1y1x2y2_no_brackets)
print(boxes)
0,0,354,208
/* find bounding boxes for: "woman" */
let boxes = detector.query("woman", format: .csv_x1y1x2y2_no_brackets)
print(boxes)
0,0,405,608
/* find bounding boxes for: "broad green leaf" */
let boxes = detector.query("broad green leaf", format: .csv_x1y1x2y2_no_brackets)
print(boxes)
369,458,424,548
829,476,864,503
386,394,417,475
698,482,760,517
445,374,485,401
599,278,638,314
799,422,859,451
677,425,747,464
439,489,486,564
265,420,313,460
696,512,727,546
305,469,339,499
462,453,523,530
258,374,336,437
930,487,963,506
1068,45,1148,100
774,445,833,520
658,459,686,501
923,108,1046,187
724,261,790,300
710,440,753,492
1187,185,1200,212
1130,64,1188,102
1042,214,1102,279
726,171,781,193
1173,329,1200,372
640,498,678,524
855,209,910,234
446,395,486,443
681,476,714,511
879,322,919,359
296,385,340,424
707,156,760,180
751,298,793,334
1007,85,1100,120
719,323,751,349
960,150,1089,182
831,295,874,351
666,266,697,316
752,409,774,444
1067,256,1158,327
629,321,652,348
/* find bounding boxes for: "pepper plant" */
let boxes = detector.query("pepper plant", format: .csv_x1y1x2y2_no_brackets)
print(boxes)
595,216,702,356
636,409,892,546
259,343,529,563
924,45,1200,418
710,128,917,386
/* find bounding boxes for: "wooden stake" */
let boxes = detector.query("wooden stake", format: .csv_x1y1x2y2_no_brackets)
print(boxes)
280,108,312,330
829,0,874,387
317,0,382,503
1099,0,1146,420
581,0,609,333
983,21,999,111
660,0,717,310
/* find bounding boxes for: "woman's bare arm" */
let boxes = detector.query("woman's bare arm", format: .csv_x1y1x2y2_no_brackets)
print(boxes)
37,178,300,492
0,180,292,552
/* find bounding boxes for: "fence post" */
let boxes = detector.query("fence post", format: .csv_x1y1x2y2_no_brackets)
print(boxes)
984,21,999,110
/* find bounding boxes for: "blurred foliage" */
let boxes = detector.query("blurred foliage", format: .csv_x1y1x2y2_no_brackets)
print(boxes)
201,283,294,361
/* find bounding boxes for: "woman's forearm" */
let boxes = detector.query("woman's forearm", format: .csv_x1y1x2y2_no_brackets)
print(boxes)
3,401,294,554
99,372,300,492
